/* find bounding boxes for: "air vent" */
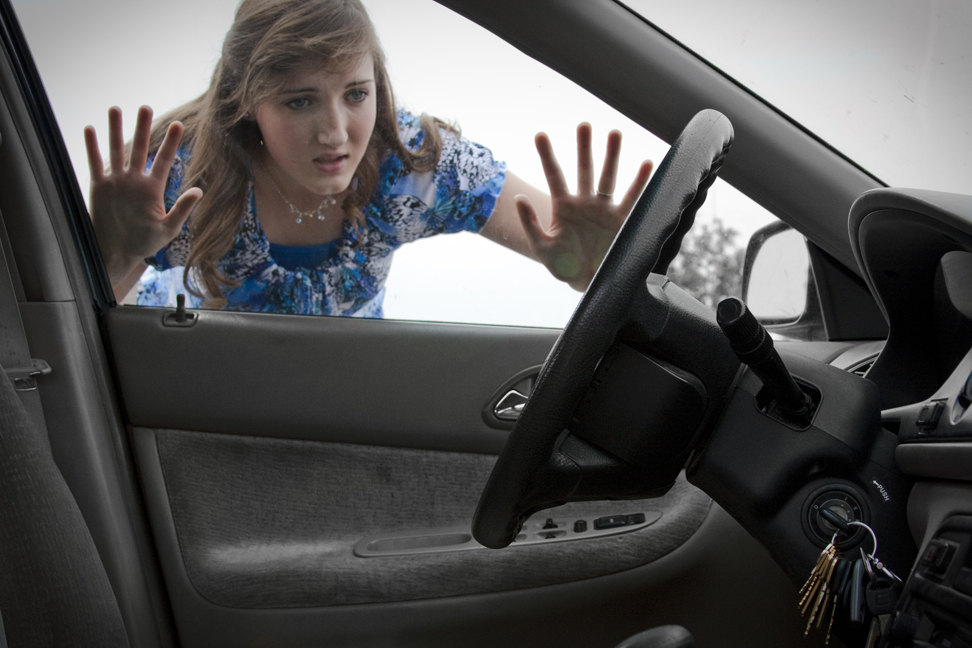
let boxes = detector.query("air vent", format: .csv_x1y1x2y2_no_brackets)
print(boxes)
847,357,877,377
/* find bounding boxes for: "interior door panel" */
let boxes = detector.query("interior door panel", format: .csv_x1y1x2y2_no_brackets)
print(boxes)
107,305,815,647
139,426,711,608
111,304,713,605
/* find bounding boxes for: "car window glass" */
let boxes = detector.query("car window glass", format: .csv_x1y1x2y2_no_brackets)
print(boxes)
13,0,777,327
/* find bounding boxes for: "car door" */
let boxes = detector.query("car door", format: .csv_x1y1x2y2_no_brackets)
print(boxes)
0,0,864,647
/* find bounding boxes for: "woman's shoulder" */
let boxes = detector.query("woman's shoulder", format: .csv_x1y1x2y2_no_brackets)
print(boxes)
396,108,421,130
395,108,426,153
368,109,504,235
394,109,461,153
386,108,503,181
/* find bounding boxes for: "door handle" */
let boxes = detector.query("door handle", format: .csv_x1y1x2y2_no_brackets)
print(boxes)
482,365,543,429
493,389,529,421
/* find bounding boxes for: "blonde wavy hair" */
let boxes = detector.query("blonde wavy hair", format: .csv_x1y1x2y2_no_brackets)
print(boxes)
147,0,449,307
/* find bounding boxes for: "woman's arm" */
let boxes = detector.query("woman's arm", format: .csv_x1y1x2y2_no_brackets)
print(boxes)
480,123,653,291
479,171,550,262
85,105,202,301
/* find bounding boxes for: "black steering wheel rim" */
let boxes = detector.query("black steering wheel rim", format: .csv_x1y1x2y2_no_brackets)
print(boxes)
472,109,735,549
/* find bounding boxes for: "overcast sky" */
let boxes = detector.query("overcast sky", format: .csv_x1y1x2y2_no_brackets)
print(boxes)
627,0,972,195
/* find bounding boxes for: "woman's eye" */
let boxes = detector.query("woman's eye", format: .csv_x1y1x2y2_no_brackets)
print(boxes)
346,88,368,103
286,97,310,110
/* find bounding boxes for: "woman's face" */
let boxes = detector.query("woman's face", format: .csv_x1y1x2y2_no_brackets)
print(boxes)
253,54,377,202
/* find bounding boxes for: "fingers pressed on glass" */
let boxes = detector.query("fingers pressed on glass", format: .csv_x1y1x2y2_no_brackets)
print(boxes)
83,126,104,182
108,106,125,173
151,121,185,182
597,130,622,199
129,106,153,174
618,160,654,216
576,122,594,196
168,187,203,224
534,132,569,198
515,195,551,246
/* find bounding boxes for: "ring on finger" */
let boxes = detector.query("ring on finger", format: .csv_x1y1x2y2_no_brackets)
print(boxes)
597,190,614,198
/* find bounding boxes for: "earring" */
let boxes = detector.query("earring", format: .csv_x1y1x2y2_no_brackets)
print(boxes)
244,111,250,119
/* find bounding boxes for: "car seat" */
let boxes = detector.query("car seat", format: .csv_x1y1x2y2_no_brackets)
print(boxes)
0,371,129,646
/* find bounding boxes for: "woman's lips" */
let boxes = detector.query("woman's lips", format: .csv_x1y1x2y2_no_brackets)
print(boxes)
314,154,348,174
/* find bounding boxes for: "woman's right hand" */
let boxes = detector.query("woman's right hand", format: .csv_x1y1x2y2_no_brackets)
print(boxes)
84,105,203,300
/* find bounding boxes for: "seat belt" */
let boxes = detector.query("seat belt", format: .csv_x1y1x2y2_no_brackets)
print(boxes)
0,211,50,444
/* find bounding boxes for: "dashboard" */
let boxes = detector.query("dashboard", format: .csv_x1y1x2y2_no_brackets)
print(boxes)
847,188,972,646
848,188,972,472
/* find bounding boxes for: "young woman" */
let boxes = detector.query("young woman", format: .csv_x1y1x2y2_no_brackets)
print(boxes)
85,0,653,317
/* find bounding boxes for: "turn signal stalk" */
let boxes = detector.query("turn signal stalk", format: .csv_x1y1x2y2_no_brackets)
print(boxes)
716,297,811,422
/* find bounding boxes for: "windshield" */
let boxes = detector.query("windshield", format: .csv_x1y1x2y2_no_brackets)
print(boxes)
624,0,972,195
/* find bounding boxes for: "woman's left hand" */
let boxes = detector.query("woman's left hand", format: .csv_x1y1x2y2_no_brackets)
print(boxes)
516,123,653,291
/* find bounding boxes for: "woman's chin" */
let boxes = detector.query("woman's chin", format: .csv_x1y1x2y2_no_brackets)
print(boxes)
305,180,350,198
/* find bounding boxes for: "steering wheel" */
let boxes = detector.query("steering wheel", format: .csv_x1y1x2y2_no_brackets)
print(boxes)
473,109,735,549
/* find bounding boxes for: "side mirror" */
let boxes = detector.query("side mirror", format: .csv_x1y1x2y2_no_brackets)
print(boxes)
742,222,826,340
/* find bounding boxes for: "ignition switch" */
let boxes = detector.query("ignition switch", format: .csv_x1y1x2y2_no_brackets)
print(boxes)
804,486,867,547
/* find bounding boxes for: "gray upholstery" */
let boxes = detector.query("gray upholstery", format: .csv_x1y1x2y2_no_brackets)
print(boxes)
614,625,695,648
0,374,128,647
155,428,712,608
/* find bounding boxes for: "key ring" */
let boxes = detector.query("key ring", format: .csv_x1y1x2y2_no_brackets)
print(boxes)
848,520,901,583
848,521,878,557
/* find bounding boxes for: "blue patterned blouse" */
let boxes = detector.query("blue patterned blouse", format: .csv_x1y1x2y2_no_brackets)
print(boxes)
137,111,506,317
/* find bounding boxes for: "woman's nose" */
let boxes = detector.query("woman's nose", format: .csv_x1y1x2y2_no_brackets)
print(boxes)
317,108,348,147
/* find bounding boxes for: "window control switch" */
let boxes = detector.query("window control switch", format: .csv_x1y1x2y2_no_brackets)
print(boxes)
920,539,955,574
916,401,945,430
594,514,629,530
